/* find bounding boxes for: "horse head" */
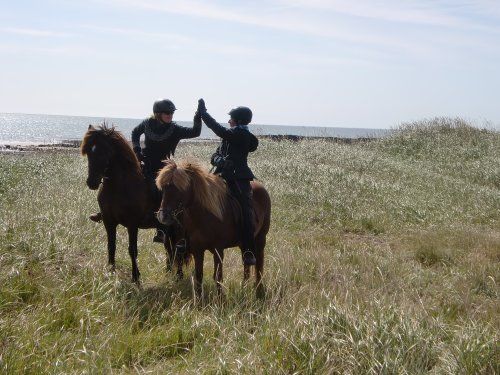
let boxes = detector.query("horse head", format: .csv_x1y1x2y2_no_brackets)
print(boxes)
155,160,192,225
81,124,117,189
81,123,140,190
156,159,226,226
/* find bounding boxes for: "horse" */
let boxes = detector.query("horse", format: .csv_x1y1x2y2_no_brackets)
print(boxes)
81,124,181,282
155,159,271,296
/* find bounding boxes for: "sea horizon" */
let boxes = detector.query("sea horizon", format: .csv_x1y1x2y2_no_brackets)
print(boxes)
0,112,391,146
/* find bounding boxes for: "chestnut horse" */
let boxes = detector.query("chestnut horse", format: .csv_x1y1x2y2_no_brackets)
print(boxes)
155,159,271,296
81,124,179,282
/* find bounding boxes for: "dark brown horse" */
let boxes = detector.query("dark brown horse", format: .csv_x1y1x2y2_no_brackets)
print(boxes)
155,159,271,296
81,124,179,282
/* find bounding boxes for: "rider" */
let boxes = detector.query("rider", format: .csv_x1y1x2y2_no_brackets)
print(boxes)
197,98,259,266
90,98,201,243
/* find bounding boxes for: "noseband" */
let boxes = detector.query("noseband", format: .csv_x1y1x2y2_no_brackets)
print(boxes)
157,202,184,225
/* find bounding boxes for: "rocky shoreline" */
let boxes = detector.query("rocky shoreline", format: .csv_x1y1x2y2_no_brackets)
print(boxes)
0,135,376,153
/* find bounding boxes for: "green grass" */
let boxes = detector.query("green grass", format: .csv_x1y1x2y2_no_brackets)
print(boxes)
0,118,498,373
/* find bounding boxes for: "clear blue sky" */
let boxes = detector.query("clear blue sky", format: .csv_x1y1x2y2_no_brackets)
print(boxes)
1,0,499,128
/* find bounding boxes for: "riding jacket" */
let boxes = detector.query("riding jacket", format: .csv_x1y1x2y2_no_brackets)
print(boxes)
132,115,201,178
201,112,258,180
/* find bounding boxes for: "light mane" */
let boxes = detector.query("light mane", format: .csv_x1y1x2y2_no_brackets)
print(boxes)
156,159,227,220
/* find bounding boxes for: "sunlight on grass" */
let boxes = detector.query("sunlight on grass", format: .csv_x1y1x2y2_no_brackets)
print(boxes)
0,119,498,373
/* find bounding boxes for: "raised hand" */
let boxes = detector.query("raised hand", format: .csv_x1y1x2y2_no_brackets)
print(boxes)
197,98,207,114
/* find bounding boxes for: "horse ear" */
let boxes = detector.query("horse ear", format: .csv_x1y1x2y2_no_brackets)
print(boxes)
88,124,94,130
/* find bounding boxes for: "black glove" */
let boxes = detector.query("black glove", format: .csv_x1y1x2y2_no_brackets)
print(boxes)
197,98,207,114
211,152,223,167
133,146,143,161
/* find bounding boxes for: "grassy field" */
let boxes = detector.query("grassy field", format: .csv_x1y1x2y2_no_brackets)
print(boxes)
0,118,498,374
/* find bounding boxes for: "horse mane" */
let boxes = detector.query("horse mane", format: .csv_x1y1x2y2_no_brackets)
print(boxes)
81,122,141,174
156,159,227,220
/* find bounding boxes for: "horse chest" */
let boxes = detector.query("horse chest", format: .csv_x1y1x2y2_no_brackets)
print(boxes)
98,186,147,225
188,224,240,250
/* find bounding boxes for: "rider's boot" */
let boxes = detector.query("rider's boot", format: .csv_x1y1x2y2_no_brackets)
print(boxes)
89,212,103,222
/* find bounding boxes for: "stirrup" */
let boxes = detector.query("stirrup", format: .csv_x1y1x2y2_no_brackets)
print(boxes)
153,229,165,243
242,251,256,266
89,212,102,222
175,239,187,255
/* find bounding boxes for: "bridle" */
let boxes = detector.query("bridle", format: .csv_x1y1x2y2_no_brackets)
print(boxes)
157,201,184,226
88,142,113,185
156,181,194,226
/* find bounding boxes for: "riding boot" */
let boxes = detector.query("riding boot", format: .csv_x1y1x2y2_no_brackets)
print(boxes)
228,179,256,266
89,212,102,222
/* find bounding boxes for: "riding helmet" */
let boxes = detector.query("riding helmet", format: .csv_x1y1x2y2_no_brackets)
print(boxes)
228,106,252,125
153,99,176,114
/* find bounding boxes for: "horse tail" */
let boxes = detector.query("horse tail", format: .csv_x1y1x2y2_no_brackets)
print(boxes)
251,181,271,237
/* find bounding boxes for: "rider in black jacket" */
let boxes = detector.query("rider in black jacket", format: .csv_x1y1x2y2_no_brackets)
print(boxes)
90,99,201,243
131,100,201,181
197,98,259,266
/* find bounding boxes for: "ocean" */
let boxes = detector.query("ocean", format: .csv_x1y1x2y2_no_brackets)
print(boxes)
0,113,390,146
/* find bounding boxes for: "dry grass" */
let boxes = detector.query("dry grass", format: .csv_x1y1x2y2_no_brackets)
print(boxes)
0,118,498,373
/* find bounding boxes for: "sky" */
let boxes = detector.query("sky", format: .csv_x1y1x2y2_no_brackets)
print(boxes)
0,0,499,129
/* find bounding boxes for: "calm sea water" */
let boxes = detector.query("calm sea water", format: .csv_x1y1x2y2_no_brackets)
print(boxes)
0,113,390,145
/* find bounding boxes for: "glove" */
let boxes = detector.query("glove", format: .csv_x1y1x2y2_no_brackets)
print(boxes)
197,98,207,114
133,146,143,161
211,152,224,167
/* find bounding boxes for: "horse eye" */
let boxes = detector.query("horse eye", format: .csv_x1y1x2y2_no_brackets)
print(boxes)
91,145,97,153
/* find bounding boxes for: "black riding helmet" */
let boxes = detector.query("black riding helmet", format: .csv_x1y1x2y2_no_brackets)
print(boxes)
153,99,176,114
229,106,252,125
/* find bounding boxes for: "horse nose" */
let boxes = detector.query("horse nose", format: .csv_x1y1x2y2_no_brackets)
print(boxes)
156,210,167,225
157,210,173,225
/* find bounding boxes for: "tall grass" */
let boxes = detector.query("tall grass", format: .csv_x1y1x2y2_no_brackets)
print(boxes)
0,118,498,373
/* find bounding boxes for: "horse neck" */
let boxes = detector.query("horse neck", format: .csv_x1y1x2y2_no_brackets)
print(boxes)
106,154,142,183
184,190,236,232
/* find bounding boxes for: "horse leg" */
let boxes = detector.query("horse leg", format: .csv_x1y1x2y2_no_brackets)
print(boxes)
104,221,117,272
175,241,185,281
166,225,184,280
163,225,174,273
127,226,140,283
193,250,204,298
240,245,251,282
213,248,224,296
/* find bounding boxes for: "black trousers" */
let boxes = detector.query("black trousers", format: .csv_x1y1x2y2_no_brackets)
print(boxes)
226,179,255,253
144,165,162,208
